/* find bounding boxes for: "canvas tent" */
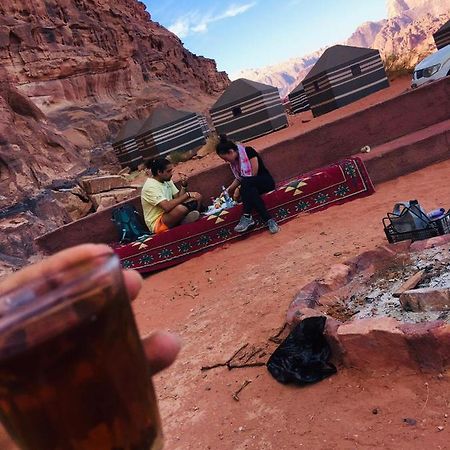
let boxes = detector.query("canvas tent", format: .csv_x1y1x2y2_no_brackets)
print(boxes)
210,78,288,142
433,19,450,50
135,107,207,162
112,119,144,170
303,45,389,117
288,82,310,114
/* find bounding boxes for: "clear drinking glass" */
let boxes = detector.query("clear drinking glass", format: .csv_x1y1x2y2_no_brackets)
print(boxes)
0,253,162,450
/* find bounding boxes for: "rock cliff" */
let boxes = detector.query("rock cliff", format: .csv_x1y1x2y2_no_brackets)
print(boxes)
0,0,230,271
0,0,229,150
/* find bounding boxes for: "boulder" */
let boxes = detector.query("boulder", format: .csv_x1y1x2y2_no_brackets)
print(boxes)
52,188,93,221
80,175,128,195
336,318,416,372
90,187,138,211
400,287,450,311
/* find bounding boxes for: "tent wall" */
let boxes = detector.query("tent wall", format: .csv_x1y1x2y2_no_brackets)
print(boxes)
210,90,287,142
136,113,206,162
433,21,450,50
288,88,310,113
304,51,389,117
112,137,143,170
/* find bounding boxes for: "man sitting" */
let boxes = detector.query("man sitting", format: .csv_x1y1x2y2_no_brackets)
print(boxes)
141,158,202,234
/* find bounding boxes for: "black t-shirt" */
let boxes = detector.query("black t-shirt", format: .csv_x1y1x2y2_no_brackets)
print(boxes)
245,146,271,178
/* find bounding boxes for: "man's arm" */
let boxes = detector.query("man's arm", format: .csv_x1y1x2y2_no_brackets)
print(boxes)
158,192,191,213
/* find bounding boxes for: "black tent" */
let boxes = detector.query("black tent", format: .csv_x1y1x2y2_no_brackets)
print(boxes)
135,107,207,162
210,78,288,142
303,45,389,117
433,19,450,50
112,118,144,170
287,82,310,114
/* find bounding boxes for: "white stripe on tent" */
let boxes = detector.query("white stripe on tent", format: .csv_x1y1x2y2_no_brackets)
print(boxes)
304,58,384,95
327,59,383,84
142,135,205,158
137,117,203,145
435,35,450,48
311,77,388,109
137,114,197,139
220,112,287,138
211,92,281,122
211,90,280,116
212,97,283,126
151,118,202,143
304,54,381,93
305,64,387,99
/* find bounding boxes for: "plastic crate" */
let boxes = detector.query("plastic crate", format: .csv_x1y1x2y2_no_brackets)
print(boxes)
433,213,450,235
383,210,449,244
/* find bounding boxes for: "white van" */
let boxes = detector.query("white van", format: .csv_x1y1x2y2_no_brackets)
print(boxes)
411,45,450,88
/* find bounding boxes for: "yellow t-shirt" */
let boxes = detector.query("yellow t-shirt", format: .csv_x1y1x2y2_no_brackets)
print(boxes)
141,178,179,231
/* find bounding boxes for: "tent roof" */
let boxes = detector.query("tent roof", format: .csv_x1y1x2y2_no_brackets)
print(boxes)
435,19,450,33
289,82,305,95
138,106,195,134
211,78,277,109
304,45,378,81
113,118,143,143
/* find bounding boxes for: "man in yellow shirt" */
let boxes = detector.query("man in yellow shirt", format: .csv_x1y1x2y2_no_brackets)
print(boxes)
141,158,202,234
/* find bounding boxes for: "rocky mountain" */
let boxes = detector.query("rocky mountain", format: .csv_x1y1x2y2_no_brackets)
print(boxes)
0,1,229,151
0,0,230,269
237,0,449,97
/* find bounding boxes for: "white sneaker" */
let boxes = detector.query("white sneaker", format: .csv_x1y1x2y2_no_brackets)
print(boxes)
266,219,280,234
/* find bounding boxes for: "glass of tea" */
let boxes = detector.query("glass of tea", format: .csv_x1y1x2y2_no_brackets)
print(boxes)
0,252,162,450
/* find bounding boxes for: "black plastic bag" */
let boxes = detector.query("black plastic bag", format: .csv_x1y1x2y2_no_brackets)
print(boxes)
267,316,337,385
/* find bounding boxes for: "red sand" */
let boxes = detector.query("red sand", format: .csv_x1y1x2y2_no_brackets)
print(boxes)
133,159,450,450
2,77,450,449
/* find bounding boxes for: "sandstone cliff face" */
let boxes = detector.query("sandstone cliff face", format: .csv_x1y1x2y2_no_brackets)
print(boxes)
0,76,87,209
0,0,230,271
0,0,229,153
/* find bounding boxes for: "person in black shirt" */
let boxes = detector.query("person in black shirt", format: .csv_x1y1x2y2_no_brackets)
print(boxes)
216,134,279,234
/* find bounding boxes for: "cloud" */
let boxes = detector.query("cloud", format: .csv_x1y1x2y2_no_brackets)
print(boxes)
169,19,190,38
168,2,257,38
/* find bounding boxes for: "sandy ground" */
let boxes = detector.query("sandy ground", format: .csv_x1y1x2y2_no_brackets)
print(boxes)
2,76,450,449
130,159,450,450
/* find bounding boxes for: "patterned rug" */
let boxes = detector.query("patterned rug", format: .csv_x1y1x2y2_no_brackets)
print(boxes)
112,157,374,273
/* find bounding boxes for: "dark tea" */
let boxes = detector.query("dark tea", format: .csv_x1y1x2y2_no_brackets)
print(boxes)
0,253,162,450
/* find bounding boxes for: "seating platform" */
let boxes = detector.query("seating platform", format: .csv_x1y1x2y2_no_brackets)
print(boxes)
112,157,374,273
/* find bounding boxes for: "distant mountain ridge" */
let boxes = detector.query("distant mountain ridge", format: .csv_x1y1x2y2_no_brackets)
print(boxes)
237,0,450,97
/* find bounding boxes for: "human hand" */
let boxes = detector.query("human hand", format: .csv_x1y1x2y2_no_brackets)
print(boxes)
233,186,241,201
179,172,188,188
0,244,181,375
188,191,201,201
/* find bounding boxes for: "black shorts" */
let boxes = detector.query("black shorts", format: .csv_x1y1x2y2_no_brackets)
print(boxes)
181,201,199,212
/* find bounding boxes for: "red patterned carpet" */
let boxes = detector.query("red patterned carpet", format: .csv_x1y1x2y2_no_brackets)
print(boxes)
112,157,374,273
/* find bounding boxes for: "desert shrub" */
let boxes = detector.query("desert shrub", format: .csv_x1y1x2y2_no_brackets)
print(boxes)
196,133,219,157
383,53,415,80
168,148,197,164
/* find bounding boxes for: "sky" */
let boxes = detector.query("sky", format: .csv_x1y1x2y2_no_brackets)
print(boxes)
144,1,388,78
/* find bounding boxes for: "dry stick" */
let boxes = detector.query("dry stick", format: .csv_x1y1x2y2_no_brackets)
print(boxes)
420,382,430,413
269,323,289,343
228,362,266,370
233,380,252,401
201,344,249,371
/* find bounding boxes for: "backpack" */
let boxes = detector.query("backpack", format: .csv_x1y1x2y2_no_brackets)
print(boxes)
111,204,151,244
